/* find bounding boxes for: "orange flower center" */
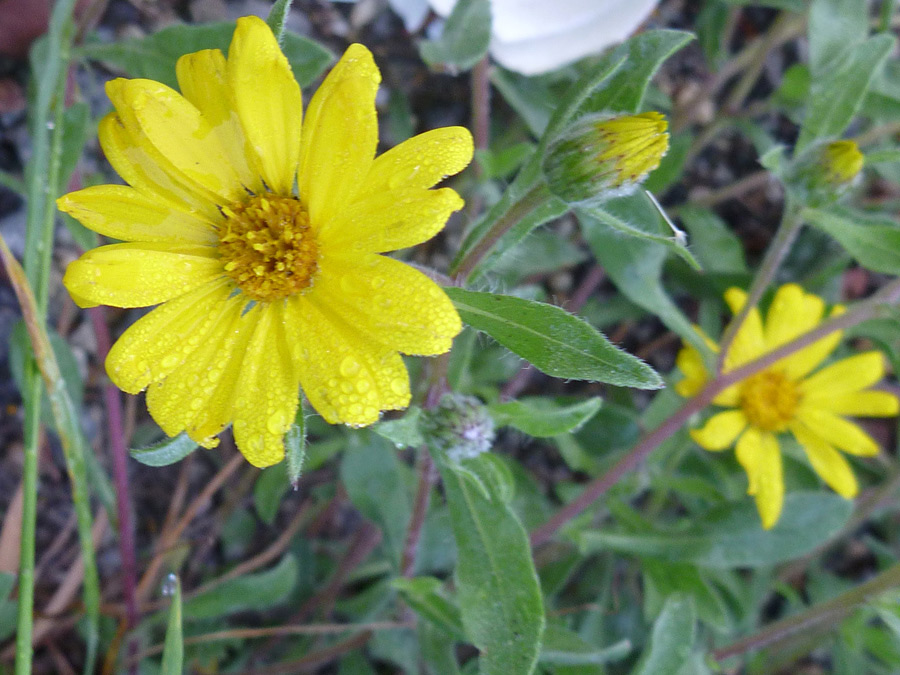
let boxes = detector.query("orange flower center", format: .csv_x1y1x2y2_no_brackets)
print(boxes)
739,370,800,432
217,195,319,303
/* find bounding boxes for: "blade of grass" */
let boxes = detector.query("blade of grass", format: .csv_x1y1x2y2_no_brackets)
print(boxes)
1,235,100,674
16,0,81,672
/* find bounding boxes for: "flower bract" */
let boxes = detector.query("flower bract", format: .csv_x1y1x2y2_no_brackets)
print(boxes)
676,284,899,529
59,16,473,467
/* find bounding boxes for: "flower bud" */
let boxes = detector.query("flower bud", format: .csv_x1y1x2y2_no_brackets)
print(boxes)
786,139,864,206
542,111,669,204
423,394,495,462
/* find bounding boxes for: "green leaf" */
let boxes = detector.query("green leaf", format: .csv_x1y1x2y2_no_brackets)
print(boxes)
183,554,298,618
808,0,868,75
804,206,900,275
78,21,333,89
0,572,16,642
641,559,730,629
580,492,854,568
539,625,631,667
629,594,696,675
578,193,699,270
797,34,896,151
253,464,289,525
391,577,466,638
677,206,748,274
161,575,183,675
579,201,711,357
374,407,425,449
580,30,694,115
445,287,663,389
489,397,603,437
266,0,292,45
58,102,90,195
130,431,199,467
419,0,491,72
436,455,545,675
421,622,464,675
340,436,411,569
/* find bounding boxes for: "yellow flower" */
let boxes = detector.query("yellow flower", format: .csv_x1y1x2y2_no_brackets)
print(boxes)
676,284,898,529
58,16,473,467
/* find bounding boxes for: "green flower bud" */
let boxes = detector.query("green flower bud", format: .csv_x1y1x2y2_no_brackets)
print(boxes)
423,394,495,462
542,111,669,204
787,139,864,206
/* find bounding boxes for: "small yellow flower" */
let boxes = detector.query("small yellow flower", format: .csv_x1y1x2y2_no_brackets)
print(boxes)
676,284,898,529
59,16,473,467
543,111,669,204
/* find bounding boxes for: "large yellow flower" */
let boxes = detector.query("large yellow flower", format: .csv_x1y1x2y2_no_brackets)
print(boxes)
59,16,473,467
676,284,899,529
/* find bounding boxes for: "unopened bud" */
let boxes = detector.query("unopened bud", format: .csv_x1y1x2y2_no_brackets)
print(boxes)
543,111,669,204
423,394,495,462
787,139,864,205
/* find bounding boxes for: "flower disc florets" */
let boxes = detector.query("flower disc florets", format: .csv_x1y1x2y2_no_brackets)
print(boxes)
543,111,669,205
739,370,799,432
218,195,319,303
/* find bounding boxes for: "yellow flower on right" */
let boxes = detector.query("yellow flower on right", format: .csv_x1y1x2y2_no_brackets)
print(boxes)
676,284,899,529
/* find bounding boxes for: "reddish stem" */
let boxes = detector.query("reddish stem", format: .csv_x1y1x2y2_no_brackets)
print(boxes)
87,308,139,643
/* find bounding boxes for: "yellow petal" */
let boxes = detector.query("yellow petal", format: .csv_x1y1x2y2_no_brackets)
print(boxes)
675,345,707,398
298,43,379,226
227,16,303,196
63,242,222,309
358,126,474,198
176,48,262,195
98,113,217,217
145,294,245,444
285,295,410,425
794,409,881,456
764,284,824,350
183,307,259,446
735,428,784,529
231,303,299,467
689,410,747,451
313,253,461,355
800,351,887,397
57,185,217,245
722,287,766,369
319,187,464,253
791,424,858,498
105,280,234,394
778,305,845,380
107,78,245,204
804,390,900,417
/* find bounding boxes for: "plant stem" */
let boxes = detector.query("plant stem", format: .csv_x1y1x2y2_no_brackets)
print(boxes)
88,307,139,666
530,277,900,547
16,0,79,672
716,200,804,373
713,562,900,661
451,182,552,284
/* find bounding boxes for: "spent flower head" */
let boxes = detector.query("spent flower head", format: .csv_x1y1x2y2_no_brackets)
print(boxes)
543,111,669,205
677,284,898,529
58,16,474,467
423,393,496,462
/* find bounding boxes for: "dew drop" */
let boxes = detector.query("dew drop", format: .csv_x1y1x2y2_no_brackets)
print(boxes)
339,356,361,378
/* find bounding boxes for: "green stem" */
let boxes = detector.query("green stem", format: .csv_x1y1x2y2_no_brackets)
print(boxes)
16,1,82,673
451,182,553,284
713,562,900,661
716,200,804,373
